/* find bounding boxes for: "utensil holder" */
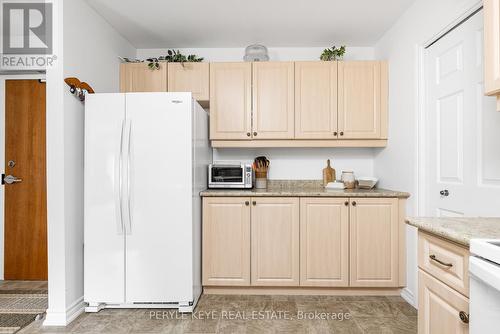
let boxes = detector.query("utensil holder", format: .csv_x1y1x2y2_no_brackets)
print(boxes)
255,171,268,189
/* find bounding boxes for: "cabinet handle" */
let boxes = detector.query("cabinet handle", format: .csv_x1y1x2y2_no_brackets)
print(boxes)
252,201,256,206
246,132,251,137
339,131,344,136
429,255,453,267
245,201,249,206
344,201,349,206
253,132,258,137
351,201,356,206
334,132,338,136
459,311,469,324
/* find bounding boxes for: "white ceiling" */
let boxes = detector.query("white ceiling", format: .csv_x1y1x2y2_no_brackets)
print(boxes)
85,0,416,48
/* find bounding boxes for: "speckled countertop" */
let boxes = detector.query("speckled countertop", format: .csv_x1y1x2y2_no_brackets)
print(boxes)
200,180,410,198
406,217,500,246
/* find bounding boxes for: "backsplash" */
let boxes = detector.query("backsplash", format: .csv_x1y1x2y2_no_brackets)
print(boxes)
213,148,376,180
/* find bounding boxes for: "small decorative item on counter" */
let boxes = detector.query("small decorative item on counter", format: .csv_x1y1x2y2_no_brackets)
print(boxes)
357,177,378,190
322,159,336,187
325,181,346,190
341,170,356,189
253,156,270,189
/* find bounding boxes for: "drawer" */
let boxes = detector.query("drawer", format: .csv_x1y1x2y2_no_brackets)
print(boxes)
418,231,469,297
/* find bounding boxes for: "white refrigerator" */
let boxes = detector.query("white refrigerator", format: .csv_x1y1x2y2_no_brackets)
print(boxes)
84,92,210,312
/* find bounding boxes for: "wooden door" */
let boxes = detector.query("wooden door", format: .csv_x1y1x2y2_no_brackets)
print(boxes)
418,269,469,334
209,62,252,140
251,197,299,286
168,62,209,101
349,197,399,287
295,62,338,139
300,198,349,287
252,62,294,139
338,61,387,139
484,0,500,101
4,80,47,280
202,197,250,286
120,63,167,92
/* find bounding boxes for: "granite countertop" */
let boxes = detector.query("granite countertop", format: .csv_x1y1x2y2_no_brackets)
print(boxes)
406,217,500,246
200,180,410,198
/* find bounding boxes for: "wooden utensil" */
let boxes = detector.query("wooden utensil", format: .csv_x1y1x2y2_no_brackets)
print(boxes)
323,159,336,187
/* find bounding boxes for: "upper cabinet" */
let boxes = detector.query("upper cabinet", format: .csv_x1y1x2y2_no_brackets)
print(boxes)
295,62,338,139
168,63,209,101
338,61,388,139
209,62,252,140
252,62,295,139
484,0,500,110
120,63,167,92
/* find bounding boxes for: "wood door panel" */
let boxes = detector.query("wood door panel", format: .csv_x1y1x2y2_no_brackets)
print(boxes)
4,80,47,280
202,197,251,286
484,0,500,97
300,198,349,287
251,197,299,286
252,62,294,139
349,197,399,287
338,61,385,139
167,62,209,101
295,62,338,139
209,62,252,139
120,63,167,92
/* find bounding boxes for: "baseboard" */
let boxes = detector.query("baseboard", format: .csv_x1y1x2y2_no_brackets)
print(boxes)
204,287,402,296
43,296,85,326
400,288,417,308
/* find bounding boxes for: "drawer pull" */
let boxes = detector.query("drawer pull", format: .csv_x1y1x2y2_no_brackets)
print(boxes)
429,255,453,268
459,311,469,324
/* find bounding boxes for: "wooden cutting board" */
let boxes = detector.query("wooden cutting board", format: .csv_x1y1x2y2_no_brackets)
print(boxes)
322,159,336,186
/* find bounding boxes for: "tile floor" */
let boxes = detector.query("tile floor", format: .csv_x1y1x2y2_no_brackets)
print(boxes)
20,294,417,334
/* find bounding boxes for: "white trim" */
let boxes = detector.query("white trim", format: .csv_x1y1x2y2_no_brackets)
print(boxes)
43,296,85,327
0,74,46,280
401,287,416,308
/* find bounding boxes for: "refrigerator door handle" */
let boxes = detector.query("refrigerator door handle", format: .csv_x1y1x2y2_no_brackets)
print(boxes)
125,120,133,235
116,119,126,234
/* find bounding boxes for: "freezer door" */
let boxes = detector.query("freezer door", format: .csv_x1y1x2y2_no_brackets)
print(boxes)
84,93,126,304
124,93,193,303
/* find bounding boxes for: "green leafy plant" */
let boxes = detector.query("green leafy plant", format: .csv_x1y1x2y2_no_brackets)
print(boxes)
147,50,204,70
320,45,346,61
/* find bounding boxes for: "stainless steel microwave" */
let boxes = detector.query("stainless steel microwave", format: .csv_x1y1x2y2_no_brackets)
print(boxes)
208,163,253,189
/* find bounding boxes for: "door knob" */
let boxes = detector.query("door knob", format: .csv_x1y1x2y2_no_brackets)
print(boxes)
2,174,22,185
440,189,449,196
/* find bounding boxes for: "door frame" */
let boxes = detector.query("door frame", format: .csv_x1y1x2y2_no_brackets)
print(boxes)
0,74,46,280
416,1,483,217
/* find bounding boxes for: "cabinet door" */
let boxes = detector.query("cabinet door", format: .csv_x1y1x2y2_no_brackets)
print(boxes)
295,62,338,139
338,61,388,139
120,63,167,92
350,197,399,287
252,62,294,139
485,0,500,99
251,197,299,286
202,197,251,286
418,269,469,334
168,63,209,101
300,198,349,287
209,62,252,139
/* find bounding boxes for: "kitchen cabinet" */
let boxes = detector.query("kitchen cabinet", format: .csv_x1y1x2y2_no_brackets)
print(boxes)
120,63,167,92
209,62,252,140
202,197,251,286
484,0,500,110
299,198,349,287
338,61,388,139
294,62,338,139
252,62,295,139
349,197,399,287
418,269,469,334
251,198,300,286
168,62,209,101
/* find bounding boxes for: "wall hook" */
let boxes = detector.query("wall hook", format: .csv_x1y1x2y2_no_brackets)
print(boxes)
64,77,95,102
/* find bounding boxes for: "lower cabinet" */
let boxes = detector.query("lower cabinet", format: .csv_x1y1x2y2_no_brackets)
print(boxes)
202,196,404,289
300,198,349,286
418,269,469,334
251,198,300,286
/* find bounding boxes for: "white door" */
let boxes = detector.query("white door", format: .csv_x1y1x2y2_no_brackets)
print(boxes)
125,93,193,303
84,94,126,304
425,10,500,217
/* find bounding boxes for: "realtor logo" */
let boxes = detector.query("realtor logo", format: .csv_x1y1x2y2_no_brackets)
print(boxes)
1,0,56,70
